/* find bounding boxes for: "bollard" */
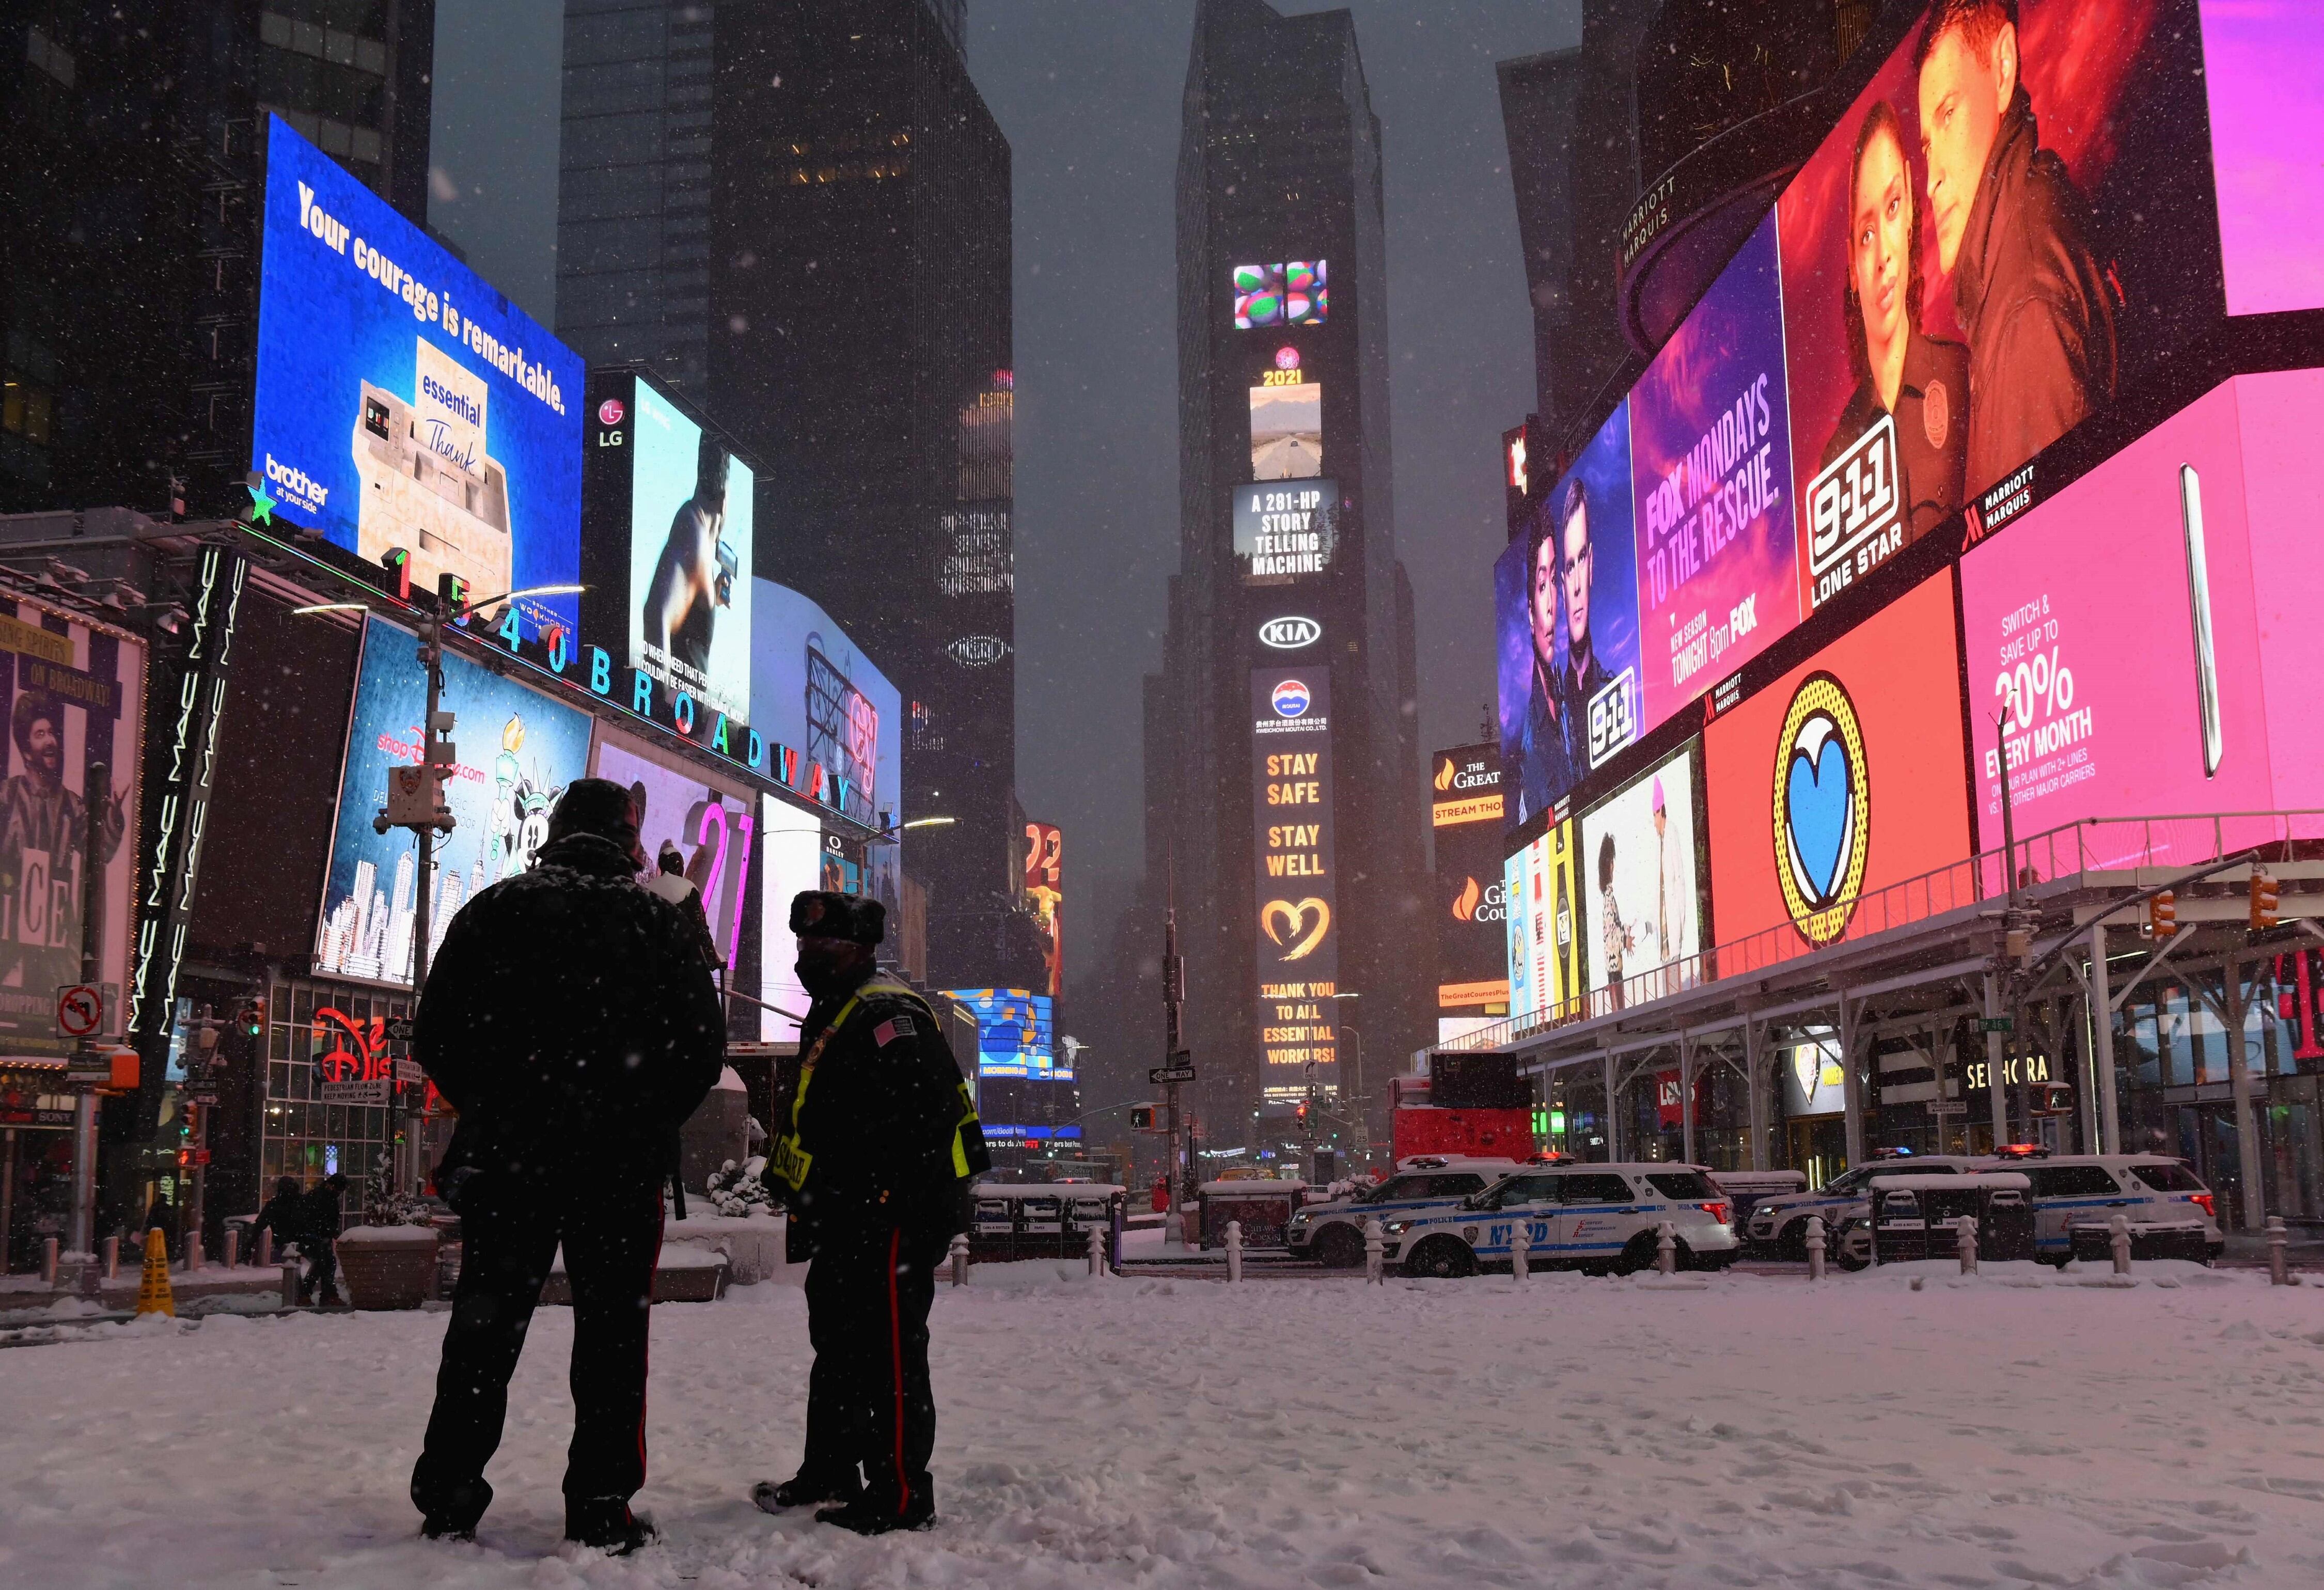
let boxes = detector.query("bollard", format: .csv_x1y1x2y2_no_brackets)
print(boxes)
1511,1221,1530,1283
224,1227,240,1271
280,1259,301,1307
1087,1225,1106,1279
1956,1215,1978,1276
102,1234,120,1280
1804,1216,1826,1282
2109,1213,2132,1277
1656,1219,1676,1277
1226,1219,1244,1284
1363,1217,1385,1285
948,1232,969,1288
2266,1215,2290,1286
40,1236,58,1287
185,1233,205,1273
258,1229,274,1268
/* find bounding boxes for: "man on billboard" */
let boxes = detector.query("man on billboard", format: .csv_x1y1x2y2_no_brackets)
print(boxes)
1547,477,1616,777
0,693,125,984
642,435,737,685
1819,99,1969,534
1514,487,1590,820
1917,0,2116,497
1650,775,1693,998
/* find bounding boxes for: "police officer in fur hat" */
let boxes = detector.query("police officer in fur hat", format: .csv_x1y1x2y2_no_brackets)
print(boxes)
752,890,987,1534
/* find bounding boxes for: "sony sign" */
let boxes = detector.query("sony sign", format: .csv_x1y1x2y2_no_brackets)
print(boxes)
1258,615,1322,651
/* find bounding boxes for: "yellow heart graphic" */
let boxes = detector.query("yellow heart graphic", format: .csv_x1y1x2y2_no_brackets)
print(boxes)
1260,897,1332,960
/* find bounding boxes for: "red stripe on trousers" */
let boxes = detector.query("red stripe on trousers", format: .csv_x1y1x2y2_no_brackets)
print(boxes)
887,1226,909,1516
640,1191,664,1482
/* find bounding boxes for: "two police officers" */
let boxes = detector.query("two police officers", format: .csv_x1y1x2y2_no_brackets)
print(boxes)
755,890,987,1534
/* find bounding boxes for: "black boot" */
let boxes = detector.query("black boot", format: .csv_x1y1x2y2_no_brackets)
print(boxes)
753,1469,863,1513
816,1492,934,1535
564,1498,657,1554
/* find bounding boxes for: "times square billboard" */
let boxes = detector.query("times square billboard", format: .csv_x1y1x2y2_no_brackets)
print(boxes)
1499,0,2264,840
1251,670,1339,1112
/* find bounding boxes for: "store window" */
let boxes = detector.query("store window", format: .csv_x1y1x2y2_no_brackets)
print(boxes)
260,977,409,1219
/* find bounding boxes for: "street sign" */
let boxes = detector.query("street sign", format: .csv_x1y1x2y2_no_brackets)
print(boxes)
1976,1016,2014,1033
64,1062,114,1085
1930,1099,1968,1115
319,1079,392,1106
184,1090,220,1107
1150,1065,1197,1084
55,983,104,1039
384,1018,416,1043
394,1058,424,1086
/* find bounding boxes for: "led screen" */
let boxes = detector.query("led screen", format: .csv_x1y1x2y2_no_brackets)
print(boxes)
315,616,593,987
1252,669,1339,1108
1632,212,1799,731
1577,742,1703,1007
1249,382,1323,479
1497,400,1642,827
1957,369,2324,867
1503,818,1583,1026
1777,0,2220,608
253,117,580,649
626,380,753,723
1703,573,1971,975
1231,260,1328,328
757,795,823,1044
1023,822,1061,999
592,728,756,971
0,603,144,1064
749,577,901,858
1431,743,1507,1013
1233,479,1339,585
940,988,1058,1079
2200,2,2324,317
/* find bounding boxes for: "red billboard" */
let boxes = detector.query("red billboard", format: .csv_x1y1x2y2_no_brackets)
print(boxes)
1705,572,1972,974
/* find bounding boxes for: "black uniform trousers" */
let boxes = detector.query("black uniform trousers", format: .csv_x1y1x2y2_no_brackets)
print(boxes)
410,1162,664,1526
799,1220,951,1517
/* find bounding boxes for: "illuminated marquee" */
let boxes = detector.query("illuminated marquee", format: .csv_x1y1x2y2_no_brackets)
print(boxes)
1251,670,1339,1095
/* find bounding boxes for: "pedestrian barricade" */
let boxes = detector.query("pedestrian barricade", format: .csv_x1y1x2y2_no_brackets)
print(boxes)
2067,1218,2208,1266
965,1184,1124,1264
1868,1173,2033,1264
1195,1179,1306,1250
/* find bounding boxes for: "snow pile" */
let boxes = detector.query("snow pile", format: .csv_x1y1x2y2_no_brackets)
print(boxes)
2,1266,2322,1586
705,1155,777,1219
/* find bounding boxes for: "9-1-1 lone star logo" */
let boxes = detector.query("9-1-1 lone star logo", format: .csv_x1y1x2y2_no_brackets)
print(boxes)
1261,897,1331,960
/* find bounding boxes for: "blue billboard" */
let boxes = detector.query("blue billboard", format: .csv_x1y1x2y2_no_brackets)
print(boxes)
940,988,1060,1079
253,117,583,649
314,616,595,987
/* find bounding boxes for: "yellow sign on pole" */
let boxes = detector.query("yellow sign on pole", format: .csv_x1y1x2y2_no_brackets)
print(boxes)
135,1228,176,1318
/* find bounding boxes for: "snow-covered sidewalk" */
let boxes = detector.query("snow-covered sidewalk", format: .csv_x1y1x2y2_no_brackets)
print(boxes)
3,1262,2321,1587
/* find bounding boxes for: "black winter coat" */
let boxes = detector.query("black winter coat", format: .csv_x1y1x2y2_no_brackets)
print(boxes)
415,831,726,1194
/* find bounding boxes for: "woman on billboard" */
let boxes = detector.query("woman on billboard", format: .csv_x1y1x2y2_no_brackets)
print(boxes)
1817,99,1969,540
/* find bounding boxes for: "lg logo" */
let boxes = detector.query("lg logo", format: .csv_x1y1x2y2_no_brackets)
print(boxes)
1258,616,1321,650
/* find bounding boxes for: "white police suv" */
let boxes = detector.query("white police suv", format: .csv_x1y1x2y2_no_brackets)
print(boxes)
1381,1163,1739,1279
1287,1157,1524,1268
1742,1154,1982,1256
1998,1153,2226,1262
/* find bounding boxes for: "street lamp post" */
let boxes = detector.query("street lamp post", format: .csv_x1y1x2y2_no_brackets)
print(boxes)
1331,992,1371,1172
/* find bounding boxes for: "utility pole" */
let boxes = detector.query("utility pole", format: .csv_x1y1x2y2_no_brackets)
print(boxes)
1161,878,1187,1243
1990,709,2030,1147
375,574,461,1195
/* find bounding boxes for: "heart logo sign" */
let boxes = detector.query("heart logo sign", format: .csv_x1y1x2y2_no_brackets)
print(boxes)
1260,896,1332,960
1773,672,1869,948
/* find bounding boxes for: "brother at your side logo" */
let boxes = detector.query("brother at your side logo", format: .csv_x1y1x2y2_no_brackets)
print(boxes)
1259,616,1321,650
1271,679,1311,718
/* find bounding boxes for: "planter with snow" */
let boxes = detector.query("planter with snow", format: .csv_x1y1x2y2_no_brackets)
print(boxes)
336,1224,443,1309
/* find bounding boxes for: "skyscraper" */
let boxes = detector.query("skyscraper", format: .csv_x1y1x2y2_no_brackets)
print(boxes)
705,0,1015,985
1,2,436,515
1142,0,1426,1150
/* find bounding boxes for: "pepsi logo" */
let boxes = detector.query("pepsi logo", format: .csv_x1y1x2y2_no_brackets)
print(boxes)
1271,679,1311,718
1258,615,1321,650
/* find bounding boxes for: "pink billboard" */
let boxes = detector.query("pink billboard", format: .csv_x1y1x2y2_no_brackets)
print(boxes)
1957,369,2324,867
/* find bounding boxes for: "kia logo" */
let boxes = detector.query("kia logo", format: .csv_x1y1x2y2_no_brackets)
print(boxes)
1271,679,1311,717
1258,616,1321,650
598,397,625,427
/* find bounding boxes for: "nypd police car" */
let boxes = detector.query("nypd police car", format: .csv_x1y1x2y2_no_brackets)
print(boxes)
1742,1154,1981,1257
1991,1152,2225,1263
1381,1163,1739,1278
1287,1157,1522,1268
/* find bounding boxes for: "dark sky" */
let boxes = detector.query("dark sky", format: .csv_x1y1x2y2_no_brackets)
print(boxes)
430,0,1580,971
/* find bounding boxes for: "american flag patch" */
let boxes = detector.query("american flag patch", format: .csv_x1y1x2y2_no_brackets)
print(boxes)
873,1015,915,1048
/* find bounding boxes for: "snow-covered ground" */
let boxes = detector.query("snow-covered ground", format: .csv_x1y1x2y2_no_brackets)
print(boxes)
3,1261,2322,1588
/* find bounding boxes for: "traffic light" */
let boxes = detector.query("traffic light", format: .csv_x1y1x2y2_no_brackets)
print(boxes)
2146,890,2177,939
2250,868,2280,932
1127,1104,1158,1131
238,997,267,1037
